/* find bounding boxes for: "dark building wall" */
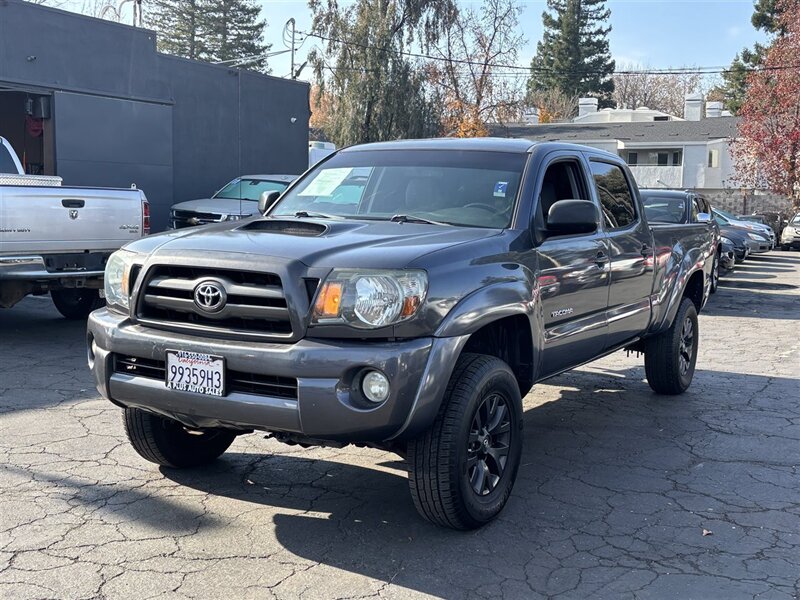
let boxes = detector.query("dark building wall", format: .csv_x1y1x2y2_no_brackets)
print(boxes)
0,0,310,231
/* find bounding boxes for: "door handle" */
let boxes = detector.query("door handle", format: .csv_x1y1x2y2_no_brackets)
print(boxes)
641,244,652,256
62,199,85,208
595,251,609,265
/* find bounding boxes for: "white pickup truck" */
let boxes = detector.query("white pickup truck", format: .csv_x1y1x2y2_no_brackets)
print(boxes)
0,137,149,318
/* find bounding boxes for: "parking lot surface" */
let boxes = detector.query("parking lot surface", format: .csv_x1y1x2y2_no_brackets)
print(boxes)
0,252,798,600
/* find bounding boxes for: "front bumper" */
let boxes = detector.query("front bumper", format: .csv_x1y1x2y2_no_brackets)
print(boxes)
746,239,771,254
88,309,467,442
719,249,736,270
781,236,800,249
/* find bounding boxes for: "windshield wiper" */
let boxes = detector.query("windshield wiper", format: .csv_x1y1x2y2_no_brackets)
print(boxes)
293,211,342,220
389,214,452,226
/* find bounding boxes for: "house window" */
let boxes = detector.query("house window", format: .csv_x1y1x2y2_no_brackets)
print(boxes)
627,149,683,167
708,149,720,168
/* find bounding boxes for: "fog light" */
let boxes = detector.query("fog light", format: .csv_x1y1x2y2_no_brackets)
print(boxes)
362,370,390,403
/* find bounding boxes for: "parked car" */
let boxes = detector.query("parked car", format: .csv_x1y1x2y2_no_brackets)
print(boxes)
0,136,149,318
719,238,736,271
309,141,336,167
88,139,714,530
640,189,721,292
713,208,775,248
738,212,786,239
718,225,752,263
780,213,800,250
169,174,297,229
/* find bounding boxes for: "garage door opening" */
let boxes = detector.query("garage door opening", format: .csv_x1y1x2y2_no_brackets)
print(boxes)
0,89,54,175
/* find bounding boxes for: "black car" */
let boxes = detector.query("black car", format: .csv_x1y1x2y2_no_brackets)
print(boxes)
719,225,752,263
719,238,736,270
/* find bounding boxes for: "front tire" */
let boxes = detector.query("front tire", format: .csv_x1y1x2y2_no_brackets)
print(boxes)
123,408,236,468
407,354,523,530
51,288,103,320
644,298,699,395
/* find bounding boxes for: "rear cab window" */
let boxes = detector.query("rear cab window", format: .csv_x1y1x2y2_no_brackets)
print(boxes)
589,161,637,229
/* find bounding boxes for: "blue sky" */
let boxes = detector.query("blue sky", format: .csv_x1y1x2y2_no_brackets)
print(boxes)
257,0,769,80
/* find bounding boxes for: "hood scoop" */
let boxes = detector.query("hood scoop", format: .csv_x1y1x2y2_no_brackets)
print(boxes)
240,219,328,237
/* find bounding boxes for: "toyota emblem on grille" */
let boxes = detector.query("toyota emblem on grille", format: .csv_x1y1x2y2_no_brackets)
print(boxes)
193,281,227,313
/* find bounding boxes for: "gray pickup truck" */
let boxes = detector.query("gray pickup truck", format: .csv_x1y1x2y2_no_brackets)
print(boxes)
87,139,714,529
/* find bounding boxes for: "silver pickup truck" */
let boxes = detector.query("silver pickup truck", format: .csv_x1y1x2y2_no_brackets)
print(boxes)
88,139,715,529
0,137,149,318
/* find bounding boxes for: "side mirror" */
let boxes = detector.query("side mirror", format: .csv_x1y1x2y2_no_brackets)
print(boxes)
696,212,711,223
546,199,599,236
258,190,281,215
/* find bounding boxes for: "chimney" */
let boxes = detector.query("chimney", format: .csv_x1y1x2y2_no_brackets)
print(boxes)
578,97,599,118
522,107,540,125
684,93,703,121
706,101,723,118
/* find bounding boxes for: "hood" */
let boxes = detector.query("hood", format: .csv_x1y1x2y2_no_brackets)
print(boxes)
171,198,258,216
719,225,755,243
126,217,502,269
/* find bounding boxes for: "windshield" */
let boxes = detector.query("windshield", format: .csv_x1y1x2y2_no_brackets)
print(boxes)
713,210,731,225
715,208,740,221
214,178,290,201
270,150,527,228
642,196,686,224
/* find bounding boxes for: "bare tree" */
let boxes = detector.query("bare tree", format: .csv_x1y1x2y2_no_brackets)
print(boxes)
526,88,579,122
612,64,702,117
428,0,526,136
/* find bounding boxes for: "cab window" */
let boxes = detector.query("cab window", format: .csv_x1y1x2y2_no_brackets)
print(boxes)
538,160,589,226
590,162,637,229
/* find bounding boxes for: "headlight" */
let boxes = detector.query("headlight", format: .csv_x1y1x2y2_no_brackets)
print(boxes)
312,269,428,328
747,232,766,241
104,250,137,312
225,214,251,221
720,237,733,245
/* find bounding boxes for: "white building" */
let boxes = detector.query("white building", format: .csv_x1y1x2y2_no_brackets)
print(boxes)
494,95,739,193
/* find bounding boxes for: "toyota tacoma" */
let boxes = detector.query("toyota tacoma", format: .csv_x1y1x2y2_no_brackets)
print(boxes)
87,139,714,529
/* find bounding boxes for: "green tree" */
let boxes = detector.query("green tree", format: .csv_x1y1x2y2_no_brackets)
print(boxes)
147,0,209,60
715,0,799,113
205,0,270,72
308,0,454,145
527,0,615,106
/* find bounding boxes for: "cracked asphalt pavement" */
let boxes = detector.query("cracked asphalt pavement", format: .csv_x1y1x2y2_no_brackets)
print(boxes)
1,252,799,600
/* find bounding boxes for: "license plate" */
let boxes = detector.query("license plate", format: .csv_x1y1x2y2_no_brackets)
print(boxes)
165,350,225,396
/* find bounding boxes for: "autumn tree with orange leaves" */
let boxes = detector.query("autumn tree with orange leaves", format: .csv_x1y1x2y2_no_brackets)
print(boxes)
733,0,800,206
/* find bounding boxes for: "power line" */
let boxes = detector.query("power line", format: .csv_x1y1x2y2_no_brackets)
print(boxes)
300,29,800,77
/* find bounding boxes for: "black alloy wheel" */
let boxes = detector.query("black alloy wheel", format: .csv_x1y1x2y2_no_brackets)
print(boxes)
467,393,512,496
678,317,695,377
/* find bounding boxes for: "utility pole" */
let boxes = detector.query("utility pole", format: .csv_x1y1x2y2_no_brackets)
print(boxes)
288,18,297,79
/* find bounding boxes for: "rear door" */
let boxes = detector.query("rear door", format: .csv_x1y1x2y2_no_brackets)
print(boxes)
530,153,610,377
589,159,654,348
0,187,144,254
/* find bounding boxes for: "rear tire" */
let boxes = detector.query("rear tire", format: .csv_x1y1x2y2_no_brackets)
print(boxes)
644,298,699,395
123,408,236,468
407,353,523,530
51,288,103,320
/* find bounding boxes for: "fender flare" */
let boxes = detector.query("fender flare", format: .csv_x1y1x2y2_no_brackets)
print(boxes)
389,280,542,441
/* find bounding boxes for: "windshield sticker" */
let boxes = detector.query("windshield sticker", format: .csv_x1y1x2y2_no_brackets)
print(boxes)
493,181,509,198
299,168,352,197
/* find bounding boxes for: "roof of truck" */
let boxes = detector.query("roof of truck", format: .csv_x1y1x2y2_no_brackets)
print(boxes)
340,137,616,155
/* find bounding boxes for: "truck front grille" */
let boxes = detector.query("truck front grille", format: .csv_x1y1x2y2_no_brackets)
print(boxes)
170,210,224,229
113,355,299,399
136,265,293,339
